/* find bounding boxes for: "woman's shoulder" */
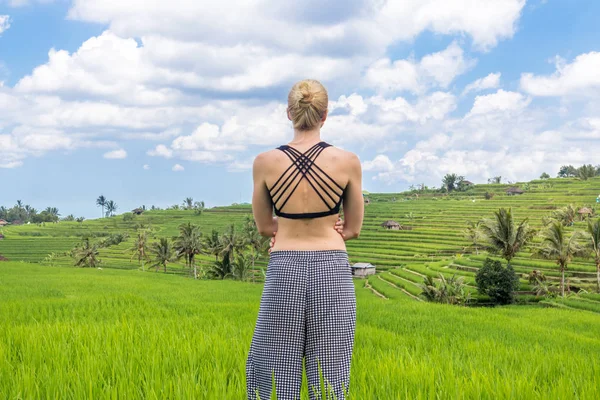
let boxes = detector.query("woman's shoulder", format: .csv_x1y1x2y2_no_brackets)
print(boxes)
252,148,285,170
327,145,360,165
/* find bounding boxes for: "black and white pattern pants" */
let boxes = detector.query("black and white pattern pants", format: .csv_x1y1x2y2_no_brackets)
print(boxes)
246,250,357,400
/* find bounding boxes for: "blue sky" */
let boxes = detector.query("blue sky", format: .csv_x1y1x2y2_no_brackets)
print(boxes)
1,0,600,218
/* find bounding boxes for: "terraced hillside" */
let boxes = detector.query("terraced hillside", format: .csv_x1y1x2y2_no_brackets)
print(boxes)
1,177,599,310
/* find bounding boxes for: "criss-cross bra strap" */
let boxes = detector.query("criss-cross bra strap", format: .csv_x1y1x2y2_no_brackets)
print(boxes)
268,142,344,215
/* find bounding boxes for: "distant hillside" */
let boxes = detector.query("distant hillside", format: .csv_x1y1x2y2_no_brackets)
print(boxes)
1,177,599,308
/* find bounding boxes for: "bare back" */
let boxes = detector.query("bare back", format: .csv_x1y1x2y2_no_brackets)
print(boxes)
252,141,364,251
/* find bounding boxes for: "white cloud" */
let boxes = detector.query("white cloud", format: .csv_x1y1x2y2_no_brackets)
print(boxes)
468,89,530,116
103,149,127,159
520,52,600,97
143,164,150,170
147,144,173,158
172,163,184,172
364,42,475,94
67,0,525,53
363,155,394,172
462,72,501,95
0,15,10,35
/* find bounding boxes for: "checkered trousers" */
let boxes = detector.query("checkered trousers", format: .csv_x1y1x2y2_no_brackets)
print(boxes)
246,250,357,400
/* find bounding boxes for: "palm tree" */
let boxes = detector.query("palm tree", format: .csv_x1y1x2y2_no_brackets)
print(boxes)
242,215,269,282
220,224,243,273
73,238,101,268
151,237,174,273
130,230,150,271
183,197,194,210
463,220,482,255
173,222,203,279
548,204,577,227
193,201,205,215
105,200,117,217
45,207,60,218
96,195,107,218
480,208,536,265
203,229,222,262
419,273,471,305
232,253,251,281
537,222,587,297
584,218,600,292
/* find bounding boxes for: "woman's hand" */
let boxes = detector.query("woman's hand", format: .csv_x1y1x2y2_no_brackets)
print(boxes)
334,217,345,238
268,232,277,254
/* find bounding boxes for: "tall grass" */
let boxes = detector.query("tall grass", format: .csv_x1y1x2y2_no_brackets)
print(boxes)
1,262,599,399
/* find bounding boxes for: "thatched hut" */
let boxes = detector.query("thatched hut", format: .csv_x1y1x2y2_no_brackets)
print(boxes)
0,219,8,226
506,186,524,196
381,220,401,230
351,263,376,278
578,207,593,220
132,208,144,215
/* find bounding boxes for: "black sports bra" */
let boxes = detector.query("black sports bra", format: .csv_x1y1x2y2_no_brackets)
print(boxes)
268,141,346,219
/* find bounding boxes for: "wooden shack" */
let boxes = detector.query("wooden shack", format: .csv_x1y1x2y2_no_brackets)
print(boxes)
505,186,524,196
578,207,593,220
381,220,401,230
352,263,376,278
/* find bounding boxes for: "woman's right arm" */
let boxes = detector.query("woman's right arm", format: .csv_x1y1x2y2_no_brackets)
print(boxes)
340,153,364,241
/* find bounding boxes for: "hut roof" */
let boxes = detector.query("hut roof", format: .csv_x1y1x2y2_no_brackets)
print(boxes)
462,180,474,185
352,263,375,269
506,186,524,194
578,207,593,214
0,219,7,225
381,220,400,227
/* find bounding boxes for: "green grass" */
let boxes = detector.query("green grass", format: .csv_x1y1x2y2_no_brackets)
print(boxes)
1,262,600,399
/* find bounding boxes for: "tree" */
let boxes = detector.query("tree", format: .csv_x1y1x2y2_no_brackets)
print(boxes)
487,176,502,184
231,253,252,281
173,222,203,279
463,220,483,255
183,197,194,210
442,173,464,193
480,208,536,265
540,172,550,180
419,274,471,305
475,258,520,304
546,204,577,227
242,215,269,281
130,229,150,271
577,164,597,181
193,201,205,215
584,218,600,293
558,165,577,178
73,238,101,268
203,229,223,262
151,237,175,273
96,195,107,218
105,200,118,217
537,222,587,297
219,224,243,273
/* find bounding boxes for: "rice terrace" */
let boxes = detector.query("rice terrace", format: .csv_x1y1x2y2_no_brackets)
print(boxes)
1,174,600,399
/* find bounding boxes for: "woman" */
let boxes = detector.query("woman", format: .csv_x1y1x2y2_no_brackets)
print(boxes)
246,79,364,400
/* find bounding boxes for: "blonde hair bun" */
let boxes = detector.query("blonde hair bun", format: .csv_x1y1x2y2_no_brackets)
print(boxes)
288,79,328,130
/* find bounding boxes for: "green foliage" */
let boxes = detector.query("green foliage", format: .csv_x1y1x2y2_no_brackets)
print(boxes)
475,258,520,304
150,237,175,273
173,222,203,279
540,172,550,180
72,238,101,268
537,222,587,297
480,208,536,263
419,273,471,305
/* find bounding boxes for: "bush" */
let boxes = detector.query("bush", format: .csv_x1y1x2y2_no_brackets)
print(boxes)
475,258,520,305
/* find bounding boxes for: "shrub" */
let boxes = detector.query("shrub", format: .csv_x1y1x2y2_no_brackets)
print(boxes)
475,258,520,305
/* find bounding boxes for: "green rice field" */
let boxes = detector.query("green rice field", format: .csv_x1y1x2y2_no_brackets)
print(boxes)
1,262,599,399
1,177,600,398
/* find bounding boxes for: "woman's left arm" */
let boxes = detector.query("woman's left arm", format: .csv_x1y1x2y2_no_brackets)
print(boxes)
252,153,278,237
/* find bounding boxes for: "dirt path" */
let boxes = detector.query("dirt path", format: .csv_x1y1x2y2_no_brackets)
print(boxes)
364,279,387,299
379,275,423,301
